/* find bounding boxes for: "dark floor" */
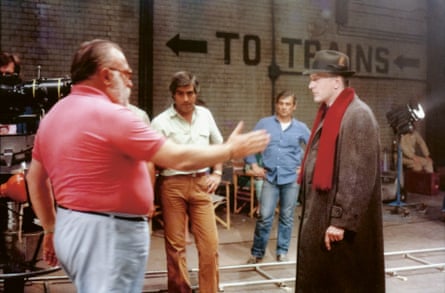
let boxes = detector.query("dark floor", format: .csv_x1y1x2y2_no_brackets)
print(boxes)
3,191,445,293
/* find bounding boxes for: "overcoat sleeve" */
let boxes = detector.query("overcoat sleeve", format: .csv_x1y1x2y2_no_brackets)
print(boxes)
330,100,380,232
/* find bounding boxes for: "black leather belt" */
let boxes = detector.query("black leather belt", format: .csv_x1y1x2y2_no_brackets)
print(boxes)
57,205,148,222
167,171,208,178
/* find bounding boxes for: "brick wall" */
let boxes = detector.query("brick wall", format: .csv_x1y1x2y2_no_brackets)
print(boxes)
0,0,435,157
0,0,140,100
150,0,429,151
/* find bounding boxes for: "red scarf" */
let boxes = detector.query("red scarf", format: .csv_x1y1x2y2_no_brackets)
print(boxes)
298,88,355,191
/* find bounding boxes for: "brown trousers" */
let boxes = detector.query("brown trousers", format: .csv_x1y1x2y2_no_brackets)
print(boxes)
159,175,219,293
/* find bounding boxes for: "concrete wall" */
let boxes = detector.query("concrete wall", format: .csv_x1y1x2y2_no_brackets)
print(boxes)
1,0,443,166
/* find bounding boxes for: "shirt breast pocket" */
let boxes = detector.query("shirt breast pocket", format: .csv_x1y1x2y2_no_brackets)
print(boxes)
281,133,299,148
196,128,210,144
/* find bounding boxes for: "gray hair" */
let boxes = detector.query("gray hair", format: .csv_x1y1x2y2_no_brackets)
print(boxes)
70,39,122,84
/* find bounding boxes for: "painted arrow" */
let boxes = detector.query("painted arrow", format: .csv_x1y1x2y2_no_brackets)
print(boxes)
394,55,420,70
166,34,208,56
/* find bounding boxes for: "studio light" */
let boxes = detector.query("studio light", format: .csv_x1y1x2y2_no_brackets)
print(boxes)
385,101,425,208
386,102,425,136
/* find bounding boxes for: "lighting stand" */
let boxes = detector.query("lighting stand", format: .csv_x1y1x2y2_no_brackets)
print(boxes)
387,136,425,215
388,137,406,208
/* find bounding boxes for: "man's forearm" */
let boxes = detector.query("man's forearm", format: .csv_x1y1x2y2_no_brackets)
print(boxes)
26,161,56,233
29,181,56,233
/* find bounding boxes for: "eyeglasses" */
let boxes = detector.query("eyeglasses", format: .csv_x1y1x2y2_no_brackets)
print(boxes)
108,67,133,81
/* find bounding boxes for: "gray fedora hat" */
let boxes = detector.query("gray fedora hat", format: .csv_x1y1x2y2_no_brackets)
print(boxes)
303,50,355,77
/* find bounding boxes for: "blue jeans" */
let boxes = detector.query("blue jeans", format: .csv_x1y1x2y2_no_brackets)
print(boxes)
251,180,299,258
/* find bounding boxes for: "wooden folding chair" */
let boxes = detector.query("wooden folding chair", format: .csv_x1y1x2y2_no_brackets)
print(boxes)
212,180,231,229
232,159,257,218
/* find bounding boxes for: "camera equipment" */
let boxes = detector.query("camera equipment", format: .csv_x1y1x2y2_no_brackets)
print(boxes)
0,73,22,86
0,69,68,285
0,173,27,203
0,77,71,125
0,73,71,168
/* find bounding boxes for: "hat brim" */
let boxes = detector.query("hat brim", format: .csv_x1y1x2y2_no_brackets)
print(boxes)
302,69,355,77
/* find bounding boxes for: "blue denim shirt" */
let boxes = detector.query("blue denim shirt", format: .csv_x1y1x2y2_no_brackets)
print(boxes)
245,116,310,185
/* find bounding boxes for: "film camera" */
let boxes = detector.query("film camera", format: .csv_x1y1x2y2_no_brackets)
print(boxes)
0,72,70,282
0,73,71,128
0,73,71,167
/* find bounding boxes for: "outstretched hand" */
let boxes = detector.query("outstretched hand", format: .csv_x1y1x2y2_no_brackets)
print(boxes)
226,121,270,159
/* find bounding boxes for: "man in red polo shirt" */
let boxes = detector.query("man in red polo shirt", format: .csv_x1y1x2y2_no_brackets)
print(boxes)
26,39,269,293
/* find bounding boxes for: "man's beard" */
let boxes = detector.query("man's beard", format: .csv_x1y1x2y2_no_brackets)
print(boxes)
109,81,131,105
119,86,131,105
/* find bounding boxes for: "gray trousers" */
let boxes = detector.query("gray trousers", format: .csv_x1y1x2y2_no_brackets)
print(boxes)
55,207,149,293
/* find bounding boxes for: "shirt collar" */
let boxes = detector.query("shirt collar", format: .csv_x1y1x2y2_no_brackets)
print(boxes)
167,103,197,122
70,84,111,102
274,115,294,125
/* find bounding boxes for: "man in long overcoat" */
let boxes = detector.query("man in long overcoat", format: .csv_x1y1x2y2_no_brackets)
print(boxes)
296,50,385,293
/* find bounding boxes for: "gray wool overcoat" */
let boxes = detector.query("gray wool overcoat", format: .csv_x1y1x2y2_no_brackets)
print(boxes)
296,96,386,293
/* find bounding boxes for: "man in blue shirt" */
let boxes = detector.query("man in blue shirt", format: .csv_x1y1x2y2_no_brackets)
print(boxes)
246,90,310,263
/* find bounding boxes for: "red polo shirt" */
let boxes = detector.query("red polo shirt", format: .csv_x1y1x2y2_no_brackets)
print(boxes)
32,85,166,215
